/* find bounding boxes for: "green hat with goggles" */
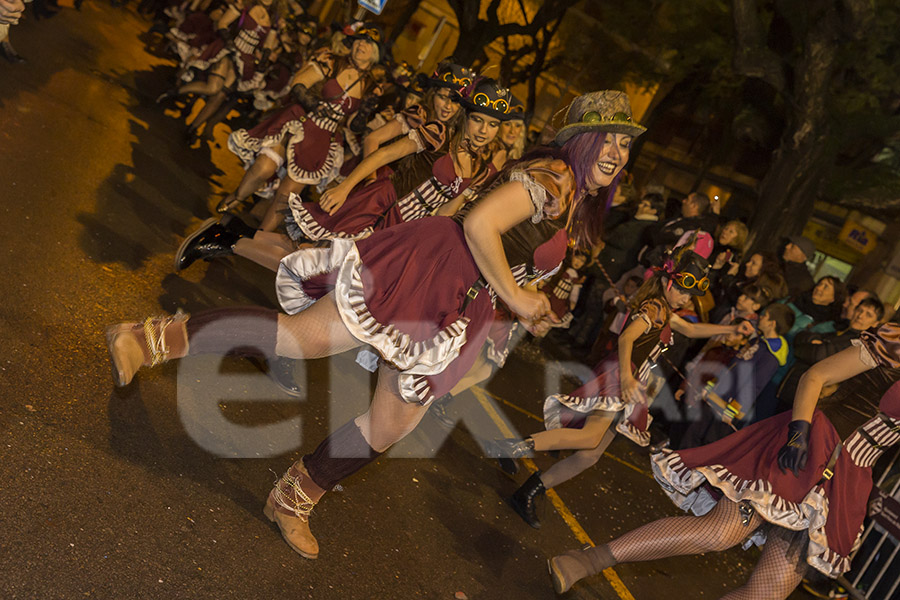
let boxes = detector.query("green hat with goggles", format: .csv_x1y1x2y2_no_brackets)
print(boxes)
554,90,646,144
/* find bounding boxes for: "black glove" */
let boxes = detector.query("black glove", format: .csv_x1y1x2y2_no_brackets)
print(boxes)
348,96,380,134
290,83,318,112
217,27,233,46
777,420,811,477
257,48,272,72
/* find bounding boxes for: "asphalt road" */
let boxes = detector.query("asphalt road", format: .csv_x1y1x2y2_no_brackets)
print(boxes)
0,6,816,599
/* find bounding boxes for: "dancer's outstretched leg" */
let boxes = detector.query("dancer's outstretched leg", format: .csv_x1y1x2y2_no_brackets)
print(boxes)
549,498,762,593
107,293,361,386
261,178,304,232
266,363,430,559
233,231,294,272
719,532,804,600
218,152,282,214
505,414,615,528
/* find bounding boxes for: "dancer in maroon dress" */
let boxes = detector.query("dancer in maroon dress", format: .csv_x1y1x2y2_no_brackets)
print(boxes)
548,323,900,598
105,90,644,561
158,0,284,141
493,253,755,530
288,77,508,242
170,62,472,273
220,23,384,230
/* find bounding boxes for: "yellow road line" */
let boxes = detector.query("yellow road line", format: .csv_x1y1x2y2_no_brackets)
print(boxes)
473,386,653,479
471,387,636,600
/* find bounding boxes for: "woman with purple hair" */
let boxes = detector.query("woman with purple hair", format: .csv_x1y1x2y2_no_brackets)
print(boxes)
104,90,643,560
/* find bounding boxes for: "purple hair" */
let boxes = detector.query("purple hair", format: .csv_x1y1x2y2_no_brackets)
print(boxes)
561,131,622,250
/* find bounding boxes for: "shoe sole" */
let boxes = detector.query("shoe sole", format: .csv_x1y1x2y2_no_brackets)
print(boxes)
173,217,218,272
548,557,576,594
263,497,319,560
104,324,131,387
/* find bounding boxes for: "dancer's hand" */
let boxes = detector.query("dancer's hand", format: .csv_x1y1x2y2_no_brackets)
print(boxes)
0,0,25,24
520,316,553,338
319,184,350,215
620,374,645,404
736,320,755,336
776,420,811,477
507,289,552,323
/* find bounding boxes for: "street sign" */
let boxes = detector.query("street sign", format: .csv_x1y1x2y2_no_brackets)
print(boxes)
838,219,878,254
358,0,387,15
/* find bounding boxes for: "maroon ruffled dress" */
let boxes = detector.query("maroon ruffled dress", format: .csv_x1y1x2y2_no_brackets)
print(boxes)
228,69,357,190
286,106,494,242
274,154,575,404
543,298,673,446
169,10,219,63
182,9,271,92
652,323,900,577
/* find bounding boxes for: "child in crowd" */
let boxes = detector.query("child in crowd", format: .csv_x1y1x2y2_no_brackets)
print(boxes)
718,283,769,327
544,250,588,328
678,302,794,448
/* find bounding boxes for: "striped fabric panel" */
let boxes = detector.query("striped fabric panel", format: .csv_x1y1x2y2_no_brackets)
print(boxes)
234,30,261,54
396,178,454,222
845,414,900,467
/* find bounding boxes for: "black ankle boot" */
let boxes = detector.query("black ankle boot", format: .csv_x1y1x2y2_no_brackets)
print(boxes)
0,41,26,64
509,471,545,529
174,218,240,272
221,214,258,238
429,393,455,429
265,356,303,398
486,437,534,475
155,88,179,104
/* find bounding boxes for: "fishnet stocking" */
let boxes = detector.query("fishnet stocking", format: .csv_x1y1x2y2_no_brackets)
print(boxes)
355,364,429,452
719,532,804,600
608,498,762,563
275,292,362,359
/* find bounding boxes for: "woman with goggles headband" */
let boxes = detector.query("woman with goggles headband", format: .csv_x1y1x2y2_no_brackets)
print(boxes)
491,251,754,531
107,90,647,564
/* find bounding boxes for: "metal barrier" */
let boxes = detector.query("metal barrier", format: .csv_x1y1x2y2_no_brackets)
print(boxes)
839,446,900,600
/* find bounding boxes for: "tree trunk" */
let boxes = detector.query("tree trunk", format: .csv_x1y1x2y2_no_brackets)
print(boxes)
747,1,842,252
748,134,831,252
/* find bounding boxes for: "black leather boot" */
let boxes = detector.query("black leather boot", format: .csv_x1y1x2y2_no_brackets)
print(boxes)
428,393,455,429
509,471,545,529
220,214,258,238
0,41,26,64
486,437,534,475
265,356,303,398
174,218,241,272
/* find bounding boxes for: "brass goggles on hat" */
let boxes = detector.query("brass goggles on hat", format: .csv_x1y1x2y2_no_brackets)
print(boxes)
355,27,381,42
673,272,710,292
440,71,472,88
581,110,634,125
472,93,509,113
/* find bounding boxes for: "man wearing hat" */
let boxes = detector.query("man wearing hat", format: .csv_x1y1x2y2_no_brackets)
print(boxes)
782,235,816,298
